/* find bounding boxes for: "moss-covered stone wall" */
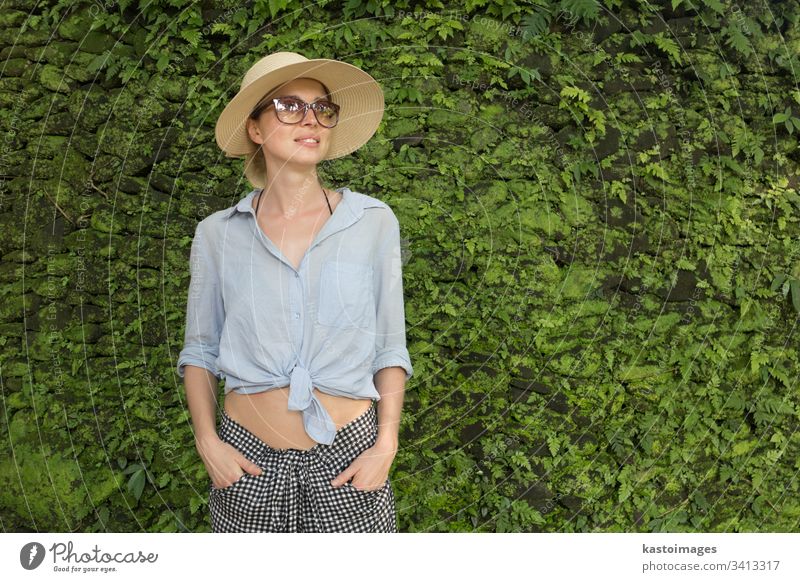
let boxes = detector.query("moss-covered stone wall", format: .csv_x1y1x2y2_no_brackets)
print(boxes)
1,0,799,532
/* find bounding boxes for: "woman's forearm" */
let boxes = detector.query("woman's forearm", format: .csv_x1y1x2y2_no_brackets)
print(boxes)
373,366,406,450
184,365,221,447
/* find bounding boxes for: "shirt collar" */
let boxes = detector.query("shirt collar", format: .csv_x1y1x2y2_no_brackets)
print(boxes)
221,189,259,219
222,187,370,218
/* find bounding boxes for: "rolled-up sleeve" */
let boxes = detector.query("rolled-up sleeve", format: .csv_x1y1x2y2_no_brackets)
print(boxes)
177,222,224,379
371,212,413,380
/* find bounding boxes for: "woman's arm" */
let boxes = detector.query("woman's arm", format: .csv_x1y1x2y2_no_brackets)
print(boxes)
177,222,224,380
176,224,262,485
332,365,405,489
184,364,263,487
374,366,405,451
372,210,413,451
184,365,221,448
175,220,273,488
330,209,412,489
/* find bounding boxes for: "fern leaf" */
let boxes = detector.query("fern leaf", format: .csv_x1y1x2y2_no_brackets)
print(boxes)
559,0,600,24
724,25,754,57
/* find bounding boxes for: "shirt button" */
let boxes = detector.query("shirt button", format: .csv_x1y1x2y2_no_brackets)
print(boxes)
294,312,300,319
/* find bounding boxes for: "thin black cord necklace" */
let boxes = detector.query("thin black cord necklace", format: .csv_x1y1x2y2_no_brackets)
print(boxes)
254,185,333,216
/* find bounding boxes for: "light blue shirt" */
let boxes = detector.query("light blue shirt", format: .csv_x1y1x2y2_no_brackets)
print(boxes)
177,186,413,445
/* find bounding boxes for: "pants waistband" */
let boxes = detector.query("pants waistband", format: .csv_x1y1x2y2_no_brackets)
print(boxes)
218,400,376,464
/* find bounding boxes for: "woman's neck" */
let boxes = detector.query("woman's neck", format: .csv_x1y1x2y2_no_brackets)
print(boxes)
256,172,328,217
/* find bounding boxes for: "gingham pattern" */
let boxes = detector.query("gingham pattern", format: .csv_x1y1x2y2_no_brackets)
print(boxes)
208,401,398,532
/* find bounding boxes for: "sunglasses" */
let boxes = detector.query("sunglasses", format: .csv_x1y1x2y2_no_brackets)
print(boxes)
250,96,340,128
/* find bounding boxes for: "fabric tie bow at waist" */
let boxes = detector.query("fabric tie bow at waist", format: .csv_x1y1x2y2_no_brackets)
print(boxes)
287,364,337,445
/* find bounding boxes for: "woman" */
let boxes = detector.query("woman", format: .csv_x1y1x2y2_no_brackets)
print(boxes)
176,52,414,532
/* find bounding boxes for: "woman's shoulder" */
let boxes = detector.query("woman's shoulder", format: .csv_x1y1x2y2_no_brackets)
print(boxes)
194,209,228,239
194,189,258,232
346,188,398,224
348,188,389,210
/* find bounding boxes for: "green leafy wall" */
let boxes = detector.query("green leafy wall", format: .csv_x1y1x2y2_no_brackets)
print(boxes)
1,0,799,532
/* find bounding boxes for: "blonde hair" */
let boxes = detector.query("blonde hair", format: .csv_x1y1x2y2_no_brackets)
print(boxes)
244,145,268,186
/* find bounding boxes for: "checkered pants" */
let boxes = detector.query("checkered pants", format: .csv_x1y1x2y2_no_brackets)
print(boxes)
208,401,398,532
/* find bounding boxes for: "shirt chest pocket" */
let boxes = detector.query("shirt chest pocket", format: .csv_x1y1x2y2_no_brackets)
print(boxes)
317,260,374,329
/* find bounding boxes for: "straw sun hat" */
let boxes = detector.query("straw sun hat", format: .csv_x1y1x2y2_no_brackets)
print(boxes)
215,51,386,188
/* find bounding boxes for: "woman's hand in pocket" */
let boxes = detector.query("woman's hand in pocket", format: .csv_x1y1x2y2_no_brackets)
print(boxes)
196,435,263,489
330,440,396,491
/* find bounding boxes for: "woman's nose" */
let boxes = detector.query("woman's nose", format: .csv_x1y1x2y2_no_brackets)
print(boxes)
301,107,317,125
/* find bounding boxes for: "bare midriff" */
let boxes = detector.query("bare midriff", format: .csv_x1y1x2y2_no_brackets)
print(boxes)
223,387,372,450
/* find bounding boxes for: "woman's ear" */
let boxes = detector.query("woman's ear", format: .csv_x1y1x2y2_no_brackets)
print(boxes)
246,118,263,145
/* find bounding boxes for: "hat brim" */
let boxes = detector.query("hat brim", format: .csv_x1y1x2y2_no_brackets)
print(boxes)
215,59,385,166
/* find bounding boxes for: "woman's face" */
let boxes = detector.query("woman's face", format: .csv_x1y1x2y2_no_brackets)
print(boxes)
246,77,333,171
